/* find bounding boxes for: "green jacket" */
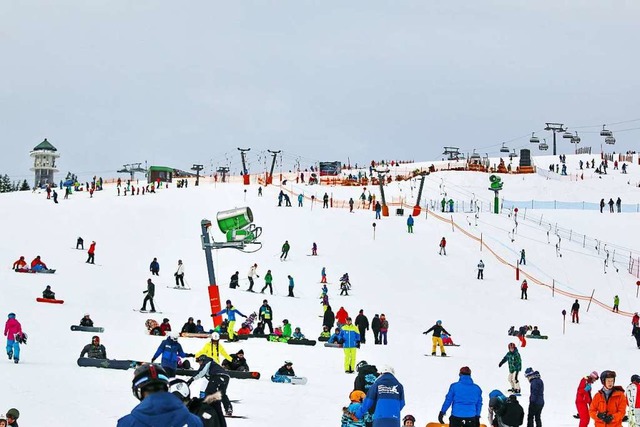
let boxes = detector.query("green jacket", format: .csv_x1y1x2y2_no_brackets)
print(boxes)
614,296,620,305
265,272,273,284
282,242,290,252
499,349,522,373
282,323,292,337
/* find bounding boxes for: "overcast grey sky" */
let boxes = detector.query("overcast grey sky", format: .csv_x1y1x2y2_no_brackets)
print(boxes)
2,1,639,180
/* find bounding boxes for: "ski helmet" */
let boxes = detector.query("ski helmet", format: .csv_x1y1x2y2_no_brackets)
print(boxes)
380,365,394,374
211,332,220,341
131,364,170,401
600,370,616,384
169,331,180,340
284,360,293,366
349,390,366,403
168,378,191,402
589,371,599,381
403,414,416,423
631,374,640,383
436,320,442,325
7,313,15,319
356,360,368,372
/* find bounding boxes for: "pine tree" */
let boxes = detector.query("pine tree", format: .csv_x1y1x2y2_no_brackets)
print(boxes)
0,175,11,193
20,180,30,191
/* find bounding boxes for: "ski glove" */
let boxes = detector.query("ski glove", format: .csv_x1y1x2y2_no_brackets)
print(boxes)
186,353,195,358
438,411,445,424
597,412,613,424
498,361,505,367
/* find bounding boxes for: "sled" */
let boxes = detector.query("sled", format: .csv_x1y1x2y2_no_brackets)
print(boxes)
525,335,548,339
271,375,307,385
71,325,105,333
426,423,487,427
36,298,64,304
77,357,140,370
324,342,342,348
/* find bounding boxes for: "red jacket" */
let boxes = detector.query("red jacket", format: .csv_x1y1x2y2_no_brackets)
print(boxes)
589,386,627,426
632,314,639,326
576,377,594,405
31,257,47,269
160,323,172,336
12,258,27,269
521,281,528,290
336,308,349,324
440,238,446,247
88,242,96,255
4,318,22,341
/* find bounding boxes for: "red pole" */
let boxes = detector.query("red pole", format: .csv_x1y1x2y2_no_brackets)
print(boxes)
208,286,222,327
516,261,520,281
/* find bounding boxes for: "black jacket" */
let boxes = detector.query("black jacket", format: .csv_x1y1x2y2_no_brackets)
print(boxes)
187,398,226,427
354,364,379,393
424,324,449,338
323,308,335,329
355,314,369,330
146,281,155,297
222,353,249,371
80,317,94,327
230,273,239,288
571,302,580,312
499,396,525,426
182,322,197,334
277,365,295,376
371,316,381,331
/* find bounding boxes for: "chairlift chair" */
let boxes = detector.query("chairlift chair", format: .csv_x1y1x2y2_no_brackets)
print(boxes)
509,149,519,159
600,125,612,137
500,143,510,153
539,140,549,151
530,132,540,143
605,136,616,145
470,150,481,161
562,131,573,139
570,132,581,144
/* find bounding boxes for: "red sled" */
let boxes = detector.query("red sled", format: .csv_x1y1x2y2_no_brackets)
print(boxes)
36,298,64,304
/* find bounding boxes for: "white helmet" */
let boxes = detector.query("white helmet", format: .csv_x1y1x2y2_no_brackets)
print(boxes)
380,365,395,374
168,379,190,401
169,332,180,340
211,332,220,341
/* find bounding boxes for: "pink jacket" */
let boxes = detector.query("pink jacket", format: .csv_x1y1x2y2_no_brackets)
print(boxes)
4,318,22,341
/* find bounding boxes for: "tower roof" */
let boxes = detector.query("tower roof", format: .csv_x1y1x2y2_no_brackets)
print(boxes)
33,138,57,152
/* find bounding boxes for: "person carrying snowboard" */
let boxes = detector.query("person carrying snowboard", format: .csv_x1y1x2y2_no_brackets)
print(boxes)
4,313,23,364
498,343,522,394
213,301,247,341
280,240,290,260
424,320,449,357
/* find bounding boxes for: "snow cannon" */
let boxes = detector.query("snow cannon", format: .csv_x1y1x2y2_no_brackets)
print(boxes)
488,175,503,214
216,207,262,244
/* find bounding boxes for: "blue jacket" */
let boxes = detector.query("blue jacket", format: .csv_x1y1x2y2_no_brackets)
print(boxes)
407,216,414,226
150,260,159,272
339,325,360,348
342,402,365,427
152,338,187,370
356,373,405,422
117,392,203,427
441,374,483,417
289,277,294,288
528,373,544,405
215,306,246,322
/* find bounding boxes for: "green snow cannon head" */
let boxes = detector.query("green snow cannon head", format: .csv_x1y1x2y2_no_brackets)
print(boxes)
489,175,503,191
216,207,254,233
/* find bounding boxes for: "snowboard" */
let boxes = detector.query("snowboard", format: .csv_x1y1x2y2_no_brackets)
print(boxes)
167,286,192,290
324,342,342,348
426,423,487,427
424,354,450,357
525,335,548,339
317,336,330,342
133,309,163,314
175,369,260,380
443,343,461,347
271,375,308,385
34,269,56,274
220,333,249,341
287,338,317,346
36,298,64,304
71,325,105,333
180,332,211,338
77,357,140,370
225,415,248,419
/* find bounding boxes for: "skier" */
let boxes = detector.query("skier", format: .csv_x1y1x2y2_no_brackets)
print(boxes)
498,343,522,394
229,271,239,289
150,257,160,276
354,310,369,344
520,249,526,265
152,332,193,377
323,192,329,208
80,335,107,359
76,237,84,249
80,313,94,327
626,374,640,427
341,390,367,427
423,320,449,357
571,299,580,323
287,275,295,297
439,237,447,255
195,333,232,366
589,370,627,426
312,242,318,256
321,266,327,283
175,260,185,288
354,360,379,394
371,314,381,345
407,215,414,233
437,366,482,426
613,295,620,313
141,278,156,313
339,317,360,373
521,280,528,300
524,367,544,427
258,299,274,334
117,364,202,427
576,371,599,427
477,260,485,280
42,285,56,299
355,365,405,425
247,263,259,292
379,314,389,345
86,241,96,264
261,270,273,295
221,349,249,372
212,300,247,341
4,313,23,364
280,241,290,260
181,317,197,334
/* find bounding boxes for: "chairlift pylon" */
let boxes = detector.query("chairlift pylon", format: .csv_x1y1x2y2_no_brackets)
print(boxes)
530,132,540,143
600,125,612,137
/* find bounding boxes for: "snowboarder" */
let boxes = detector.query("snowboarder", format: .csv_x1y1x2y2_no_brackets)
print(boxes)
11,256,27,272
80,335,107,359
520,249,526,265
589,370,627,426
181,317,197,334
576,371,599,427
221,349,249,372
312,242,318,256
247,263,259,292
354,366,405,424
292,327,305,339
80,313,94,327
86,241,96,264
4,313,22,364
477,260,485,280
498,343,522,394
613,295,620,313
437,366,482,426
336,307,349,330
42,285,56,299
152,332,193,378
321,266,327,284
160,318,172,336
424,320,449,357
439,237,447,255
371,314,381,345
407,215,414,233
259,299,274,334
280,241,290,260
30,255,48,272
571,299,580,323
118,364,202,426
272,360,296,382
141,278,156,313
339,317,360,373
341,390,367,427
175,260,185,288
212,300,247,341
195,332,232,366
524,367,544,427
229,271,239,289
354,310,369,344
76,237,84,250
521,280,529,300
261,270,273,295
287,275,295,297
150,257,160,276
488,390,524,427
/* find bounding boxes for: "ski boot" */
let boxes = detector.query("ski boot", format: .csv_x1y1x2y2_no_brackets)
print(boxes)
225,408,233,417
431,352,436,356
441,353,447,357
7,350,13,360
14,358,19,364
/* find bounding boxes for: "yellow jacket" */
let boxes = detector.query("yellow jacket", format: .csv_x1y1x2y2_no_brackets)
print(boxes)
195,341,232,364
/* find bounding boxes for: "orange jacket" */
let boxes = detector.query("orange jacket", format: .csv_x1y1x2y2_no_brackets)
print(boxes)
589,386,627,426
12,258,27,269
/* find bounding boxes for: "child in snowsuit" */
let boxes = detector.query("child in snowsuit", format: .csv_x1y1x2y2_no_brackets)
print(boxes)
341,390,366,427
4,313,23,364
498,343,522,393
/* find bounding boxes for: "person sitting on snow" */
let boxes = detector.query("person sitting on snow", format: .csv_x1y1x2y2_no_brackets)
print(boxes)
530,326,541,337
442,332,457,346
42,285,56,299
79,335,107,359
80,313,94,327
319,325,331,339
292,327,305,340
31,256,49,272
221,349,249,372
12,256,28,272
328,328,344,345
